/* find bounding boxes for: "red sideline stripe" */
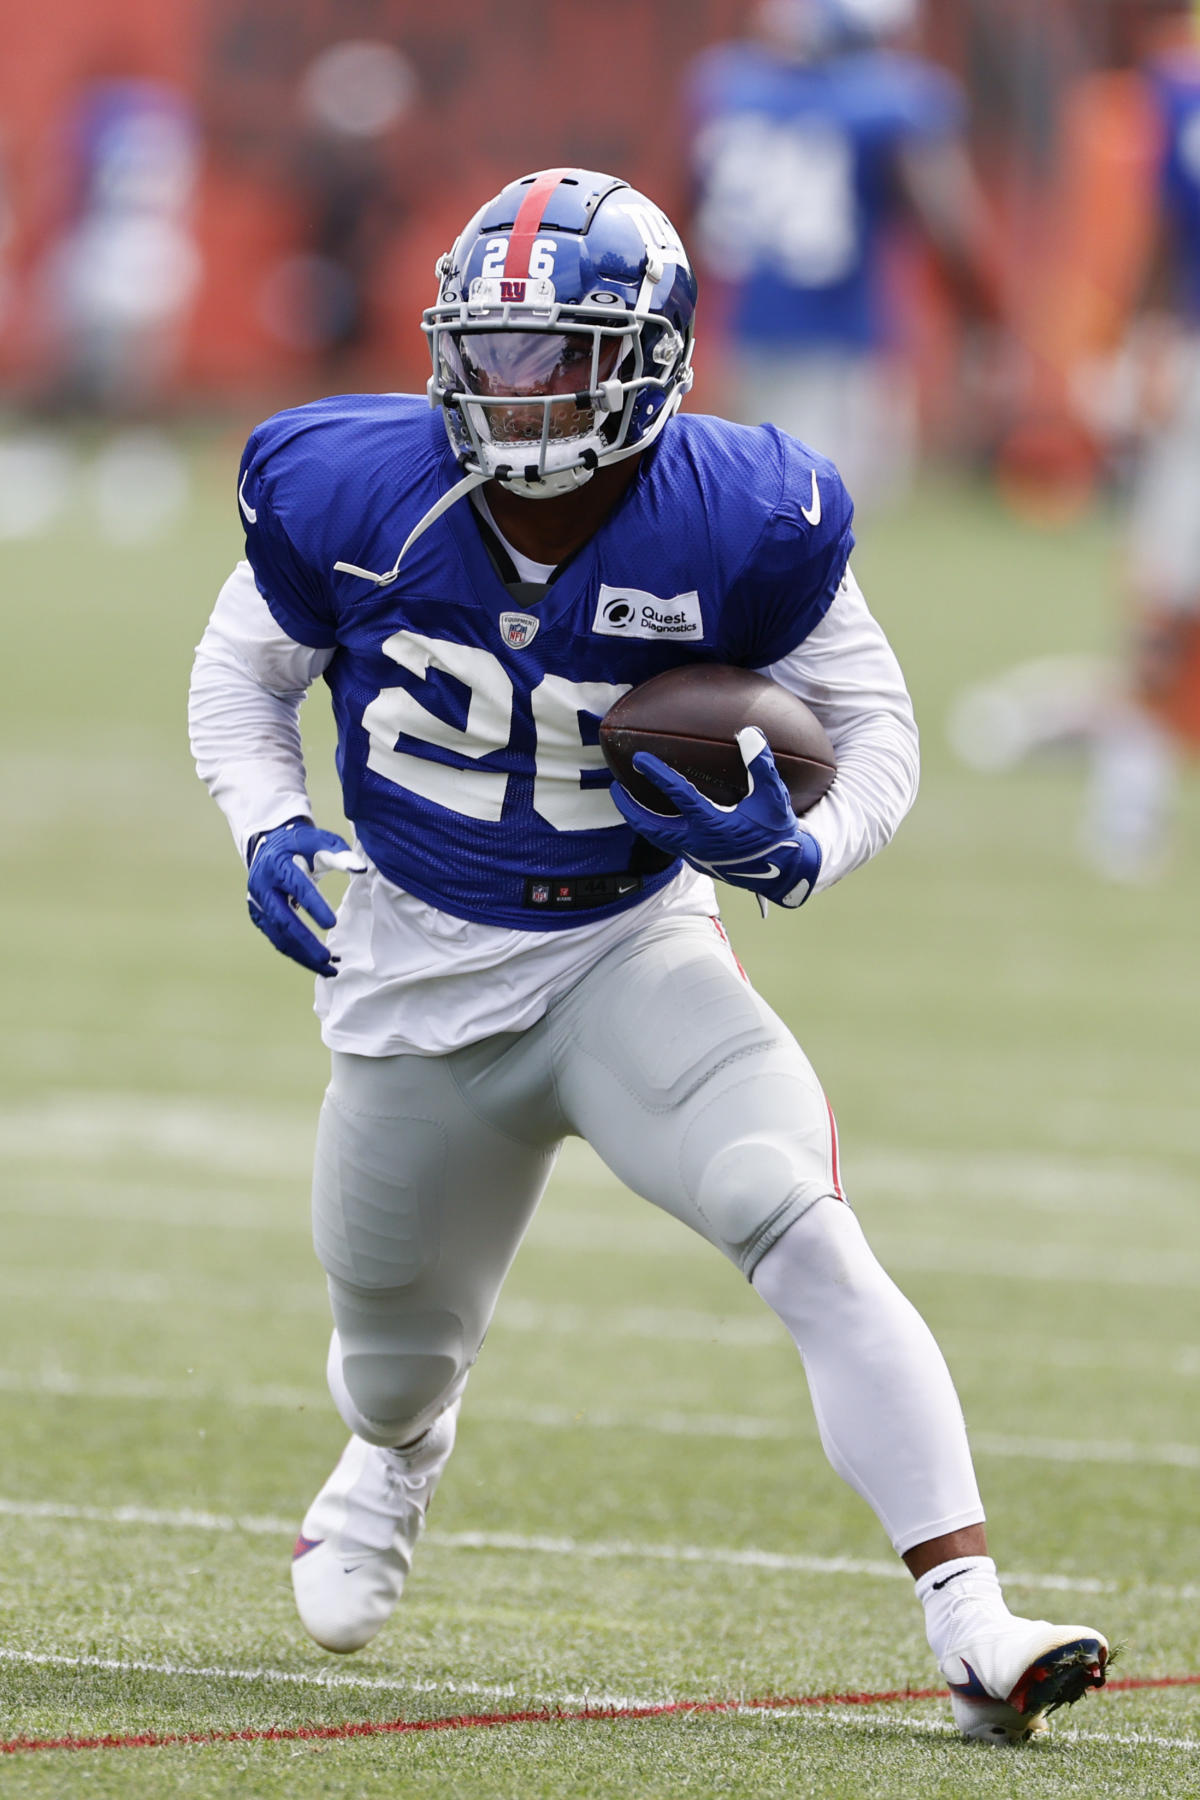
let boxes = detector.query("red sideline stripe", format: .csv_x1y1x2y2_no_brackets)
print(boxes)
506,168,574,277
2,1673,1195,1757
825,1095,845,1201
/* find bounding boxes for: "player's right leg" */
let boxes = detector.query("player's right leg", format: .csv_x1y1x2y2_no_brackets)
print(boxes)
294,1037,563,1651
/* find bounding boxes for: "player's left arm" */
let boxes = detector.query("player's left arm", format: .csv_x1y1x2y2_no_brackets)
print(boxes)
759,566,919,894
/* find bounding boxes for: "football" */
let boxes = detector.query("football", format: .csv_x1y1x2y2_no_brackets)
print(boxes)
599,664,837,816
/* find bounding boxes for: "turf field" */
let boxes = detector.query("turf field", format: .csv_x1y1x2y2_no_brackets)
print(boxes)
2,431,1199,1797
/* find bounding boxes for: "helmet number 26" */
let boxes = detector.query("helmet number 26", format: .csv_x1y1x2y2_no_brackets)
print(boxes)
479,236,557,279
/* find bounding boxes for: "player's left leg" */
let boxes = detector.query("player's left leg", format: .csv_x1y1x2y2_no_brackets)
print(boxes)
753,1213,1108,1740
549,912,1107,1740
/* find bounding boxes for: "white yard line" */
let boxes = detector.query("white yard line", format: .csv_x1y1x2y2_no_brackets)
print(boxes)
7,1216,1200,1288
1,1369,1197,1471
0,1095,315,1179
3,1091,1197,1219
868,1238,1200,1290
848,1147,1198,1216
1048,1728,1200,1752
0,1368,320,1408
0,1646,629,1709
0,1650,1195,1753
0,1496,1196,1602
782,1713,1200,1752
0,1272,325,1312
0,1094,1187,1189
970,1431,1200,1471
7,1235,1200,1315
1,1269,1194,1375
2,1180,301,1234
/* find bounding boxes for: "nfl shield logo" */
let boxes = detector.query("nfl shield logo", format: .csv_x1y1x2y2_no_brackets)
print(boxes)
500,611,540,649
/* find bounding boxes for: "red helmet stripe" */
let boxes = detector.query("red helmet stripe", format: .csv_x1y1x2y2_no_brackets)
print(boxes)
506,168,574,277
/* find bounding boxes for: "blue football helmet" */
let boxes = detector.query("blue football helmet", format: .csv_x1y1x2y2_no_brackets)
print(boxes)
424,168,697,499
754,0,917,59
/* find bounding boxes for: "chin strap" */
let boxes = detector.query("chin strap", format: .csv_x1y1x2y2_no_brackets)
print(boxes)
332,466,491,586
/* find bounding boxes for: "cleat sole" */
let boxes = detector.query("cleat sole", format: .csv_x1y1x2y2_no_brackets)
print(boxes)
1011,1636,1108,1720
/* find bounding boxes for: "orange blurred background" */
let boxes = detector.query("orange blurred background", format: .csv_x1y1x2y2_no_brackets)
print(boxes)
0,0,1166,424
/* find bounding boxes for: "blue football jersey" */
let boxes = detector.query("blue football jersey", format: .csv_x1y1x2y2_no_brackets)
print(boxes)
686,44,964,348
1149,50,1200,324
237,395,853,930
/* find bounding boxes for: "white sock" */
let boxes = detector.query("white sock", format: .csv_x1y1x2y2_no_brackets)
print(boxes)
752,1199,985,1554
1082,704,1176,874
915,1555,1014,1664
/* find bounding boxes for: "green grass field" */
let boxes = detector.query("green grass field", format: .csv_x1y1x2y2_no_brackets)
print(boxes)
2,433,1199,1797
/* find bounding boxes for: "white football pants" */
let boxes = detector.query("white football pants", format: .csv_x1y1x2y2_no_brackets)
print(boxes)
312,911,984,1555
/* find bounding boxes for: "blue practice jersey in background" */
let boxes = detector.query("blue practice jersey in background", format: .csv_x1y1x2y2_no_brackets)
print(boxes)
686,43,963,349
1150,48,1200,325
238,396,853,930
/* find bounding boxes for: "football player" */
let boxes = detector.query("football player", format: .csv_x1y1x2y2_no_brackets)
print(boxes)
189,167,1106,1741
954,0,1200,877
683,0,1000,509
1081,0,1200,875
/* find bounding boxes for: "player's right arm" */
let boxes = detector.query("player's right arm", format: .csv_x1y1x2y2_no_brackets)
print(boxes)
189,560,327,858
189,560,362,975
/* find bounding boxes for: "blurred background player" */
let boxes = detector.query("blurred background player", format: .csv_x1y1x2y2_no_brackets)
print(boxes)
36,64,201,417
11,60,203,542
683,0,1001,509
951,0,1200,878
258,39,417,376
1078,0,1200,876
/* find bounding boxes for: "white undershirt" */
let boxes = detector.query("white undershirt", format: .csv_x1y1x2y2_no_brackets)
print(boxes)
189,562,918,1055
470,491,557,584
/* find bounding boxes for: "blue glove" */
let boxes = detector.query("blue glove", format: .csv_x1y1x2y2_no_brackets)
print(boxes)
610,727,822,909
246,818,366,977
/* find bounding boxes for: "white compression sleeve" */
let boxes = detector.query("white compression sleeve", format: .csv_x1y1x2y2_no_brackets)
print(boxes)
752,1198,984,1556
757,568,920,893
189,561,334,861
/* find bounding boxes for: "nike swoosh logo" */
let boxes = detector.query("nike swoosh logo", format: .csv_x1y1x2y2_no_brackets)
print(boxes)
732,862,781,882
801,470,821,527
931,1567,971,1592
945,1657,990,1699
238,473,258,524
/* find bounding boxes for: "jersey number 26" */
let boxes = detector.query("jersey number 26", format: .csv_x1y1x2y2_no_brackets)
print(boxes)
363,632,630,831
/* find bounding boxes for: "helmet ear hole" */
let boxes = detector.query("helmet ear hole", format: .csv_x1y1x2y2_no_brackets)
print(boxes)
651,327,682,369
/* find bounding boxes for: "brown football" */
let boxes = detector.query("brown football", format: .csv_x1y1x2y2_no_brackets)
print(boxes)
600,664,837,816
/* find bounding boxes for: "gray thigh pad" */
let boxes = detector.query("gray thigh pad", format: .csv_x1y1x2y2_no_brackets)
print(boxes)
551,917,839,1273
313,1090,445,1290
311,1048,559,1429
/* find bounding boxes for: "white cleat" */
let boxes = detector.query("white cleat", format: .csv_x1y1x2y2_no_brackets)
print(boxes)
940,1617,1109,1742
291,1402,459,1653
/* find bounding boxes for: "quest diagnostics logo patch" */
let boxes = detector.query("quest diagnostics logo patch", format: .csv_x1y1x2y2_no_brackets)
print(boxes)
591,584,704,641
